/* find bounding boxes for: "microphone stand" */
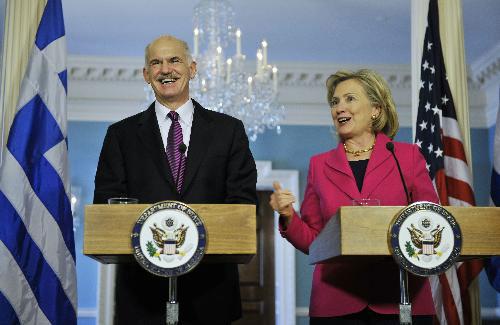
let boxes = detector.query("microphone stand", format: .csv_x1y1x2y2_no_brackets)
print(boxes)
386,142,412,325
166,143,186,325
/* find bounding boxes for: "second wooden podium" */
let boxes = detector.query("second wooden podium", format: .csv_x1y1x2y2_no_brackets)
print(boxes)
309,205,500,264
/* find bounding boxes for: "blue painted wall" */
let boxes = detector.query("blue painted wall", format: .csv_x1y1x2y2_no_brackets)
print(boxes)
69,122,497,324
69,122,109,324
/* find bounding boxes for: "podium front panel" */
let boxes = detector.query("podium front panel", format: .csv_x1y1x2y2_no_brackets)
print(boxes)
84,204,256,264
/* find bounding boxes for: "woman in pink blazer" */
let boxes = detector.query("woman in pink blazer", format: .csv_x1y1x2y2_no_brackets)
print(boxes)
271,69,439,324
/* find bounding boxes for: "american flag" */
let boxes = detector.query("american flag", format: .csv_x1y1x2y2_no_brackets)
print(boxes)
0,0,77,323
414,0,482,324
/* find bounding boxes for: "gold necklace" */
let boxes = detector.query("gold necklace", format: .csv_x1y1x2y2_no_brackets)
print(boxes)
343,142,375,157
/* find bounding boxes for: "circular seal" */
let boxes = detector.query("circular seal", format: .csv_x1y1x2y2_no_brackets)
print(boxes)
131,201,206,277
389,201,462,276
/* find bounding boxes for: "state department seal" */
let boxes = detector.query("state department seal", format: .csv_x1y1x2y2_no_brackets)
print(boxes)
131,201,206,277
389,201,462,276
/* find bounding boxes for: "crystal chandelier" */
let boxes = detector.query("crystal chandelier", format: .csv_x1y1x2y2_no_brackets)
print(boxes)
189,0,284,141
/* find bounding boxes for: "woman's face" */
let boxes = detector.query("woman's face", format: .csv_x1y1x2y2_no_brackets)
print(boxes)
330,79,380,141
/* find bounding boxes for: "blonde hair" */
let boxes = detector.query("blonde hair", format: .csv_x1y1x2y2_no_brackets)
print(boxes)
144,35,193,67
325,69,399,139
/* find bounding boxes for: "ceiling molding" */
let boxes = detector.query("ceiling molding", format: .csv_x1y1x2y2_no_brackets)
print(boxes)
470,42,500,88
68,56,413,88
67,55,491,128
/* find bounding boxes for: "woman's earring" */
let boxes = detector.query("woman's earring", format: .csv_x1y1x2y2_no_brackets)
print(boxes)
371,115,377,120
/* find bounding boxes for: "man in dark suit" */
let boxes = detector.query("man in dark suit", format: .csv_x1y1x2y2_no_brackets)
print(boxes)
93,35,257,324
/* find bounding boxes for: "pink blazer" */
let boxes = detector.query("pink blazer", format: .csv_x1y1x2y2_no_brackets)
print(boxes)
281,133,439,317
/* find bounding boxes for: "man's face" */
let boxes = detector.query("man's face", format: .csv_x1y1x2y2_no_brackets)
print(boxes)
143,37,197,109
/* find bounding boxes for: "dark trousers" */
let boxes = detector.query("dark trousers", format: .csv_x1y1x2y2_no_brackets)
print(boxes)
113,263,241,325
310,308,433,325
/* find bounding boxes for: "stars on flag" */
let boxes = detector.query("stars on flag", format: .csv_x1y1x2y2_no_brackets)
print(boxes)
419,120,428,131
414,8,451,180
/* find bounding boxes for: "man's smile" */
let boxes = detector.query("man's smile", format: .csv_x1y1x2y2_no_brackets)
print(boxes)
158,76,179,84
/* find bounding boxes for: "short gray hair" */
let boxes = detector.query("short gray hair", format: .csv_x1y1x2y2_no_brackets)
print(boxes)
144,35,193,67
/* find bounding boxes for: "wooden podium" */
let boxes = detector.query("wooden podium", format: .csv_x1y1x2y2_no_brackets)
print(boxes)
84,203,256,264
309,206,500,265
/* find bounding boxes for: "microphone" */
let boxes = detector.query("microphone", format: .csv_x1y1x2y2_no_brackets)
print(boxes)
178,143,187,155
386,142,411,205
175,143,187,191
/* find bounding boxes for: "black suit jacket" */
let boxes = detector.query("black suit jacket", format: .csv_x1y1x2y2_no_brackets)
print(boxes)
94,100,257,324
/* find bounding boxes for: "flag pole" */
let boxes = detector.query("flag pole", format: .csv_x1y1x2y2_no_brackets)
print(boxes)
411,0,429,140
437,1,473,172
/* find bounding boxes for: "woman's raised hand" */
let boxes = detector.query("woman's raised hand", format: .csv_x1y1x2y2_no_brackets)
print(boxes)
269,181,295,224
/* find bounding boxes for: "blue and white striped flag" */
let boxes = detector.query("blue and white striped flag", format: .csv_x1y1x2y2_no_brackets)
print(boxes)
0,0,77,324
485,102,500,292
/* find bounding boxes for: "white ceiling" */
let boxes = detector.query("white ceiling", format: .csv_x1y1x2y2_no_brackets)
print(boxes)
62,0,500,65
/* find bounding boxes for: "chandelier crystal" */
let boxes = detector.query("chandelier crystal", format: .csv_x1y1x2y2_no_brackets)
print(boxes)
190,0,284,141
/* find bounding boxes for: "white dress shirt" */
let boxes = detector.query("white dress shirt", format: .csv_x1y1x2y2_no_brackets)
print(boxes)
155,99,194,156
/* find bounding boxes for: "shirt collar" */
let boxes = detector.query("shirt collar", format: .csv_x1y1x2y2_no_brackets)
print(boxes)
155,98,194,126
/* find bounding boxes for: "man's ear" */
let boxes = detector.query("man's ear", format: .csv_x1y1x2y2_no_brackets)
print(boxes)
190,61,197,79
143,67,150,84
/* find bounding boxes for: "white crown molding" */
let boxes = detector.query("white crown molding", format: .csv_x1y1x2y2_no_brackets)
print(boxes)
67,55,491,128
68,56,412,88
470,42,500,129
470,42,500,88
69,55,145,81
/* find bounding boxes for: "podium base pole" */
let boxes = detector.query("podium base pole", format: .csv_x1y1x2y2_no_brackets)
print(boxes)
166,277,178,325
399,303,412,325
399,268,412,324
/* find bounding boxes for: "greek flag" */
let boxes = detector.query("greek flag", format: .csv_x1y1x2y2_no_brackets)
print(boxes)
0,0,77,324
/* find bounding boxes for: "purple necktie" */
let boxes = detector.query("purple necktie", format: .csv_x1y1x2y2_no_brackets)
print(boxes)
166,111,186,193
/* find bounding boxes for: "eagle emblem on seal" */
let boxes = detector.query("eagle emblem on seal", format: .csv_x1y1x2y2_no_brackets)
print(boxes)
405,215,445,259
146,218,189,259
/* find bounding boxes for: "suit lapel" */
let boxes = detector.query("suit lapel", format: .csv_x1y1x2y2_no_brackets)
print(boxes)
181,99,213,194
136,103,176,188
324,144,360,200
361,133,394,197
